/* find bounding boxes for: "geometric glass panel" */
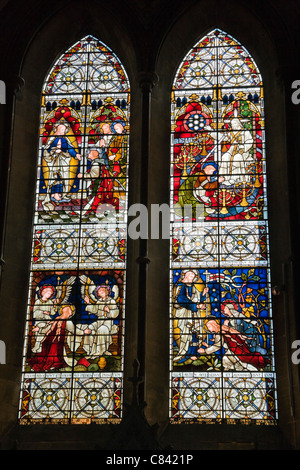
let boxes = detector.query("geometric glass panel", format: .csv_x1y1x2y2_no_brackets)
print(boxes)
19,36,130,424
170,372,277,424
170,29,277,424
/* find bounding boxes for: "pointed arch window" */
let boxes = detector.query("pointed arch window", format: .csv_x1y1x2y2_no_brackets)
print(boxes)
18,36,130,424
170,29,277,424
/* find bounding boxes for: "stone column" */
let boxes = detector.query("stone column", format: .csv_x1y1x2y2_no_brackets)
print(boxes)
135,71,158,404
0,75,25,284
276,65,300,446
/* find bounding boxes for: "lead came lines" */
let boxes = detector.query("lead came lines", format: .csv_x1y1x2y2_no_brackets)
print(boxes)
169,29,277,423
19,36,130,424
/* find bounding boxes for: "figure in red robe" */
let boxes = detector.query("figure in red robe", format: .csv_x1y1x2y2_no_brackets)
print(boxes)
28,305,74,372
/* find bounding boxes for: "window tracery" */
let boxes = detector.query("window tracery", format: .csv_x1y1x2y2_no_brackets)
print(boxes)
18,36,130,424
169,30,277,424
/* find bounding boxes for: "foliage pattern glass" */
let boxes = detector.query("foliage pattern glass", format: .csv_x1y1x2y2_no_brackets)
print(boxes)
170,30,277,424
19,36,130,424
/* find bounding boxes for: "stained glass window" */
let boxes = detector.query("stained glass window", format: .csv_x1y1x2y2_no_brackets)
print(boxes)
170,30,277,424
18,36,130,424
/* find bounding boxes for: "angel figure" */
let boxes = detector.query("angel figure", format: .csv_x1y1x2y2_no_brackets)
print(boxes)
42,121,82,211
31,284,59,354
28,275,81,371
80,275,120,357
201,107,254,187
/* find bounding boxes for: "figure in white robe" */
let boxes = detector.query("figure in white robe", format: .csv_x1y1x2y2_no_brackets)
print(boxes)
31,285,58,353
80,276,119,357
203,109,254,186
219,109,254,186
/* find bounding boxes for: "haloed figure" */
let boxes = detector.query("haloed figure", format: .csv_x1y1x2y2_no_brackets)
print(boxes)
173,270,209,362
31,285,58,353
83,284,119,357
28,303,76,371
42,123,81,210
